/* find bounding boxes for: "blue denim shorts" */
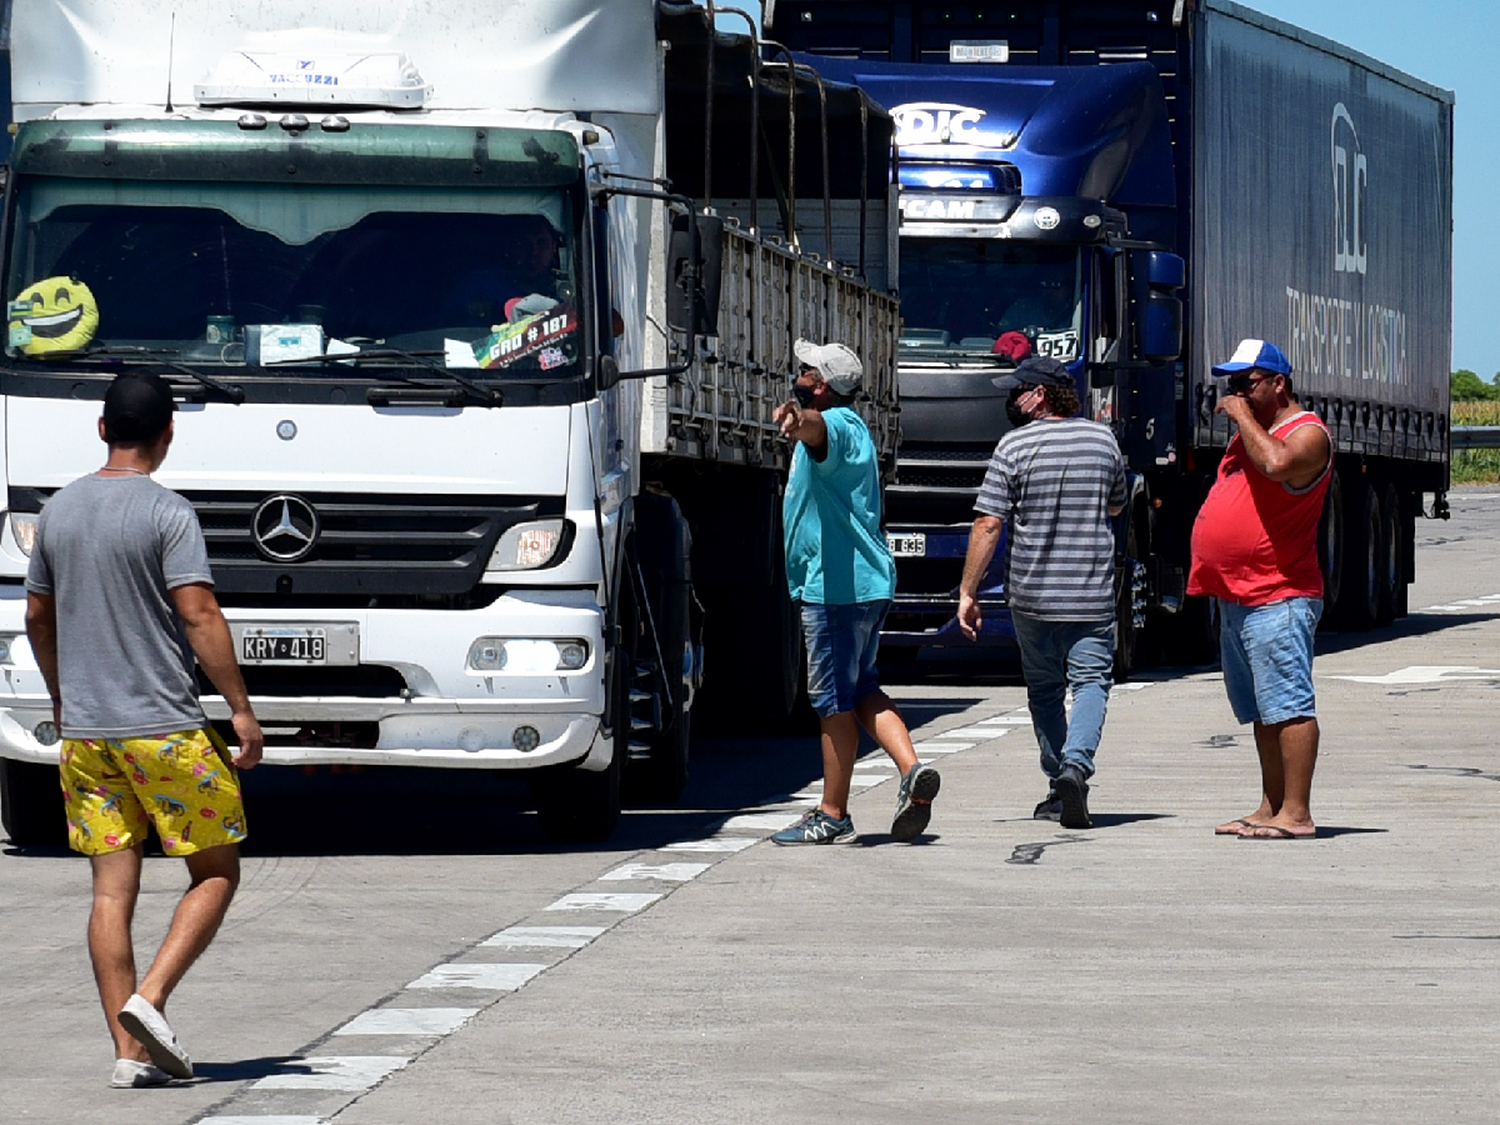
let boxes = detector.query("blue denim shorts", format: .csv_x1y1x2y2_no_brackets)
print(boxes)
800,600,890,718
1218,597,1322,725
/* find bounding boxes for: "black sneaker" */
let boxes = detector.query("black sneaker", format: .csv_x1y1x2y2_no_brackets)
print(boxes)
1033,790,1062,821
1055,766,1092,829
891,763,941,842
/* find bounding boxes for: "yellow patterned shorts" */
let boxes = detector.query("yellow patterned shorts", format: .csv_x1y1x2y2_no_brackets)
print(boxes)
59,728,248,856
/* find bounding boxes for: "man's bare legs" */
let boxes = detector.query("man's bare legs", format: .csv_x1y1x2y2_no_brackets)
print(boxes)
1216,716,1319,836
818,690,919,819
89,843,241,1059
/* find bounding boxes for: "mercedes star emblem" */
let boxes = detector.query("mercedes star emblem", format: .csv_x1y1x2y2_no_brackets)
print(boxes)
251,494,320,562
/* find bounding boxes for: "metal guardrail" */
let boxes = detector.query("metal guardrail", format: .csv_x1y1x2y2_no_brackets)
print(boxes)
1451,426,1500,450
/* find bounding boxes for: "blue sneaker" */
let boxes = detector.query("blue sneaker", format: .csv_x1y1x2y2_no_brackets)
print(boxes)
772,808,858,845
891,762,941,842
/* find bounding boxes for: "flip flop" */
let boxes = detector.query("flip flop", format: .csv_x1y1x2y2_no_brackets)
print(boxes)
1238,824,1316,840
1214,818,1259,836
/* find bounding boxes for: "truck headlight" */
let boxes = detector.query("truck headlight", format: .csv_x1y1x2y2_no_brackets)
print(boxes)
488,520,569,571
0,633,19,665
9,512,38,557
467,637,590,673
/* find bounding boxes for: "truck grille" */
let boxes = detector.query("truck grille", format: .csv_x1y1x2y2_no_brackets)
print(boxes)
181,490,563,598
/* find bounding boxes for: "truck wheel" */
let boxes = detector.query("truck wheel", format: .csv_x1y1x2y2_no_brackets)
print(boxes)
627,579,692,804
532,657,625,843
625,493,693,803
532,562,632,843
1341,478,1381,630
1113,519,1143,681
0,758,67,848
1317,468,1344,618
1377,482,1404,626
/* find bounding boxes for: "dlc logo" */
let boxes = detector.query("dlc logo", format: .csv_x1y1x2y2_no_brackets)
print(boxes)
1331,103,1367,275
890,101,986,145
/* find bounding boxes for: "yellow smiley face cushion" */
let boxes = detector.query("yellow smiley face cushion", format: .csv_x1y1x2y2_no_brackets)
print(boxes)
8,276,100,354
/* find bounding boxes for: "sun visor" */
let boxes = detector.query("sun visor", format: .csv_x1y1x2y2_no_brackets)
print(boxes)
11,0,662,117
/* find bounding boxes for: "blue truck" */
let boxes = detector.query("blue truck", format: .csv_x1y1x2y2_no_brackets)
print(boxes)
776,0,1453,671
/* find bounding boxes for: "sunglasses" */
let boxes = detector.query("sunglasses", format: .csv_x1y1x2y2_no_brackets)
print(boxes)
1226,372,1272,394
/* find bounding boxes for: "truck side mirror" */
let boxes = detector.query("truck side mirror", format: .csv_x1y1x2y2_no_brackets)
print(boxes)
596,354,620,391
666,213,724,337
1133,250,1184,363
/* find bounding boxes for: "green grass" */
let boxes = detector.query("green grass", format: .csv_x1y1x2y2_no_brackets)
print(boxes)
1453,400,1500,484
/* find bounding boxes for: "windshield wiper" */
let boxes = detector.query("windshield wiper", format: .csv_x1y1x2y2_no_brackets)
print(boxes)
265,345,503,406
46,346,249,404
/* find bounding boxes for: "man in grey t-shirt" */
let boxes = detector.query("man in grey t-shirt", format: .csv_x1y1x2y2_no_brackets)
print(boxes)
957,357,1125,829
25,372,263,1089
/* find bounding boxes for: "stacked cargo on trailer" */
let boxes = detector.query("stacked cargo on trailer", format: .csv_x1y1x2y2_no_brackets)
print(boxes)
777,0,1451,672
0,0,899,845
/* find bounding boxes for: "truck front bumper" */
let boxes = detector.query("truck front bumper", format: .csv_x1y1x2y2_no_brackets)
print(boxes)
0,586,614,770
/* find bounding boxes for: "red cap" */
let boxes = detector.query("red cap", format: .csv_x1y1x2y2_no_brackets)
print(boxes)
992,331,1032,361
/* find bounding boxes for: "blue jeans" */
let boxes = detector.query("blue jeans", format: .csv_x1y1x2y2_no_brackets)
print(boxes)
800,600,889,718
1011,610,1115,781
1218,597,1322,725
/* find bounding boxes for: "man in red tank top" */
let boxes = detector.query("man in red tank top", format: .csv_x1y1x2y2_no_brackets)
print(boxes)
1188,340,1332,840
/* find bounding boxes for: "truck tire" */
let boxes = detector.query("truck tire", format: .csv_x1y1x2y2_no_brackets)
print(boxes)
1341,478,1381,630
1113,518,1142,681
1317,467,1344,619
1377,482,1404,626
532,559,632,843
0,758,66,848
532,656,625,843
626,512,693,804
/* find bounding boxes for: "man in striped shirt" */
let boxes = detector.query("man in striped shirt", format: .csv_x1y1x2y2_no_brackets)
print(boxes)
959,357,1126,828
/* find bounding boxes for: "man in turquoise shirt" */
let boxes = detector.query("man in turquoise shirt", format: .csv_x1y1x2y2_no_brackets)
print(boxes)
771,339,940,845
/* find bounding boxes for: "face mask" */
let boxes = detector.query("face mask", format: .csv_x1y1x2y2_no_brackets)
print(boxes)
1005,387,1033,429
792,383,818,410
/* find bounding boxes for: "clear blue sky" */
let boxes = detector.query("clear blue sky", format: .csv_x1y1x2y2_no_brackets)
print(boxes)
707,1,1492,378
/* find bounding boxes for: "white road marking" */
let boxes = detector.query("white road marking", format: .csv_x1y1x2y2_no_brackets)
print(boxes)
599,862,711,883
662,836,758,853
1112,682,1151,691
200,1118,325,1125
252,1056,409,1092
545,892,662,913
1419,592,1500,613
975,715,1033,725
719,812,805,832
932,725,1011,740
1328,665,1500,685
913,742,975,753
407,963,546,991
334,1008,478,1037
853,759,898,770
481,925,607,948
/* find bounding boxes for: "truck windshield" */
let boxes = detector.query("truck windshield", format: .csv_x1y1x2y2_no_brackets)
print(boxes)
898,240,1082,362
4,178,582,379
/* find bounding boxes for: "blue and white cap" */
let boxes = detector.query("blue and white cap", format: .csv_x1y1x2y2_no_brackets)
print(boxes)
1212,339,1292,378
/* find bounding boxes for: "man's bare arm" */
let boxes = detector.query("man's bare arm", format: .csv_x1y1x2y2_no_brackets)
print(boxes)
1219,396,1330,487
25,592,61,728
772,400,828,458
171,582,264,767
957,515,1005,641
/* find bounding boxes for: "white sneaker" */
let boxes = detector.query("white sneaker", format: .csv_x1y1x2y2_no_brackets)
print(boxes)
117,993,193,1079
110,1058,173,1088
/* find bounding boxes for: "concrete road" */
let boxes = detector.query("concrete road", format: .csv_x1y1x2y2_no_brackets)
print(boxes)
4,490,1500,1125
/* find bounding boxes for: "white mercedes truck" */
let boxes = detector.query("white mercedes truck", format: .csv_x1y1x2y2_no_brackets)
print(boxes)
0,0,899,843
